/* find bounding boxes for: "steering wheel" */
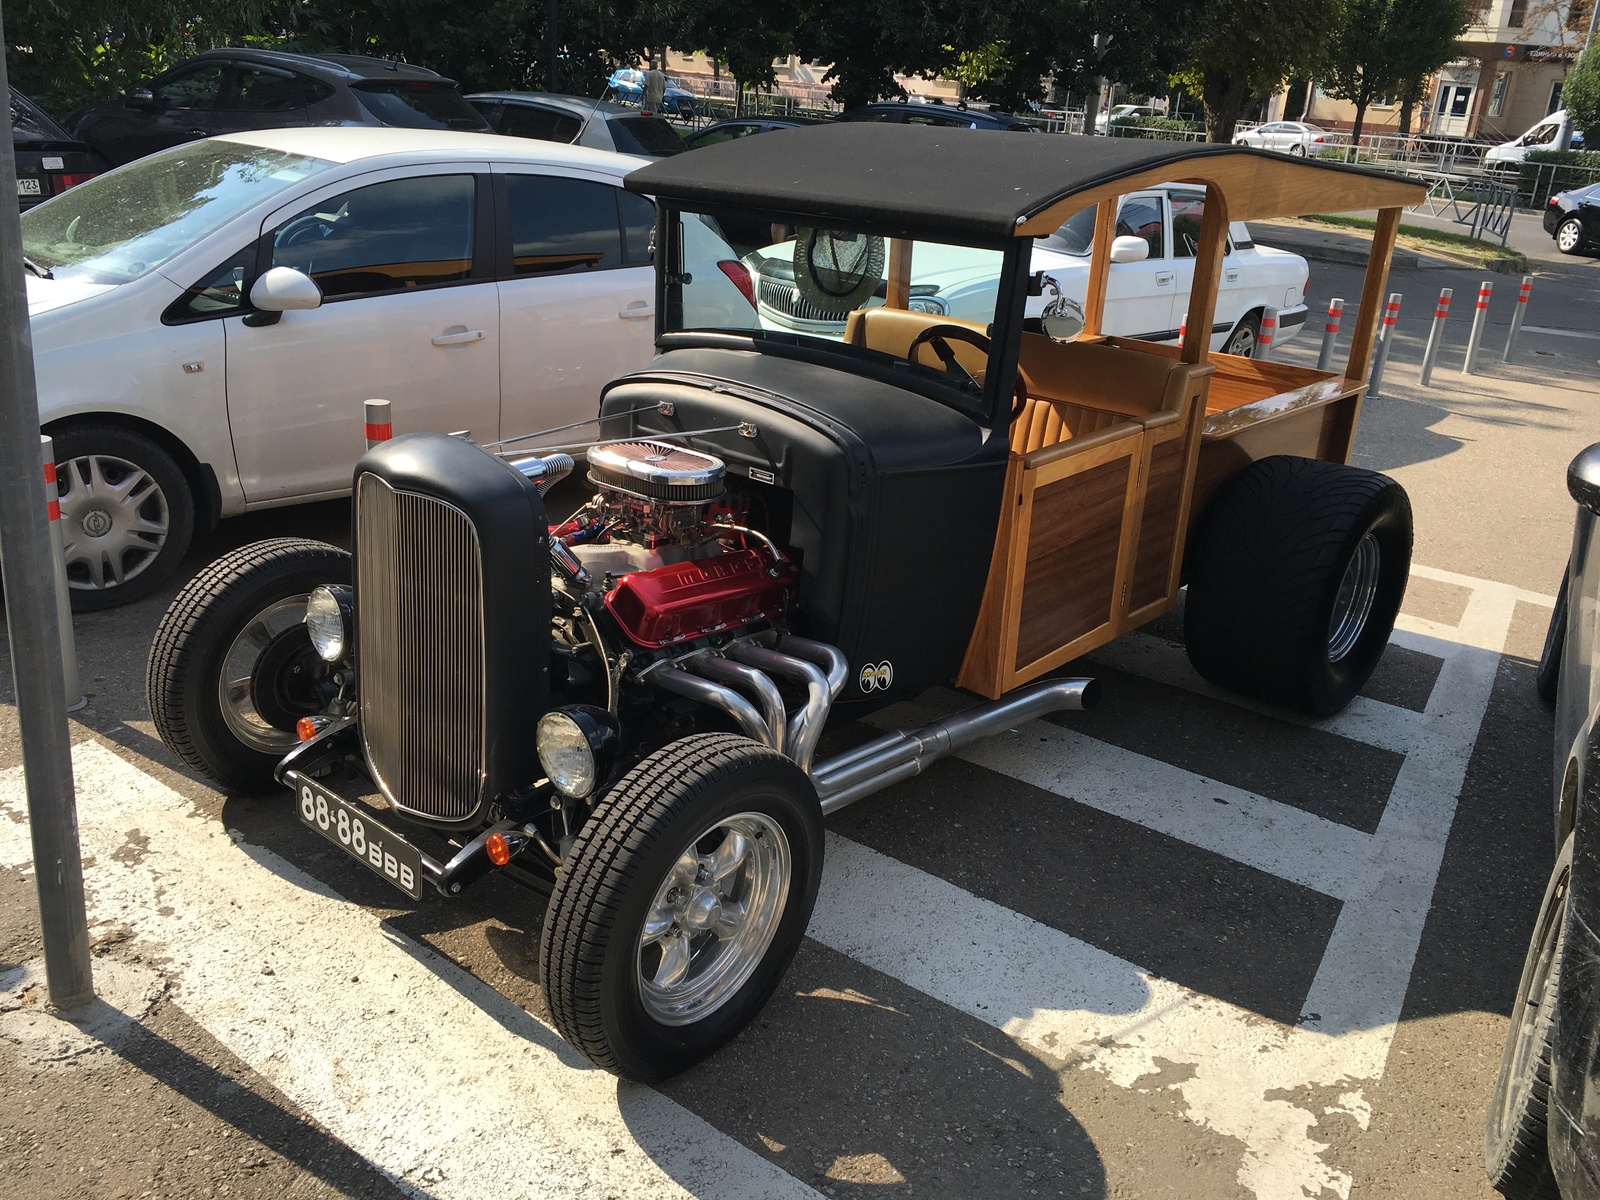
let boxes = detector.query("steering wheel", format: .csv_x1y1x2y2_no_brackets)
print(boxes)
905,323,1033,417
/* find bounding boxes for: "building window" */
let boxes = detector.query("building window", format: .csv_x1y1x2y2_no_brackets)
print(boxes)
1508,0,1527,25
1550,81,1565,114
1570,0,1592,31
1488,73,1510,117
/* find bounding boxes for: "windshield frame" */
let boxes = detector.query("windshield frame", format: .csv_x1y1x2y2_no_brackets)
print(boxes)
659,200,1028,429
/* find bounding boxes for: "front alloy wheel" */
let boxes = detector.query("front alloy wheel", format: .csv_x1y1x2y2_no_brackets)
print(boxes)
540,733,824,1081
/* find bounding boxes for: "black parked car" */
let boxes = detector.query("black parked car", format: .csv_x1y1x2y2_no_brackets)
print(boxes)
11,91,103,209
835,96,1036,132
467,92,684,157
73,49,489,167
682,117,811,150
1486,444,1600,1198
1545,182,1599,256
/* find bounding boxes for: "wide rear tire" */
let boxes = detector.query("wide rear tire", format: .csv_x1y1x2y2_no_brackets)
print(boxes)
540,733,823,1082
1184,456,1412,715
1485,835,1571,1199
147,538,351,792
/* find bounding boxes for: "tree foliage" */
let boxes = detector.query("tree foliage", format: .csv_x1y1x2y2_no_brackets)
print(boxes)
1321,0,1468,144
1176,0,1330,142
1564,39,1600,141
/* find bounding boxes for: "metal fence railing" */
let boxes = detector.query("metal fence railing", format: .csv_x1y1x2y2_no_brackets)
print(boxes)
1515,159,1600,208
1401,172,1518,244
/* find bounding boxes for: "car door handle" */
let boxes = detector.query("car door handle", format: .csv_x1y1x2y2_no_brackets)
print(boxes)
1225,269,1240,281
619,303,656,320
431,328,486,346
1155,272,1174,285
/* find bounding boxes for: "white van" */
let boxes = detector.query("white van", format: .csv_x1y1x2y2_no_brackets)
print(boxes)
1485,109,1586,169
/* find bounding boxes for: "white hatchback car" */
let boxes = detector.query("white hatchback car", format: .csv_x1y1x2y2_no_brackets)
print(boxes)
749,186,1309,358
23,127,756,608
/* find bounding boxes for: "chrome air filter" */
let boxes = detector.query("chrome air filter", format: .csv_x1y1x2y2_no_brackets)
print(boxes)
588,440,726,505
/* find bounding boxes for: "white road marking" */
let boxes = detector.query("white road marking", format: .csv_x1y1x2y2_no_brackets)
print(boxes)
1522,325,1600,341
0,742,820,1200
824,566,1515,1200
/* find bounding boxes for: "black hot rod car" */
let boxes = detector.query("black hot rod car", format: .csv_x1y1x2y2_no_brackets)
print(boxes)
148,125,1426,1080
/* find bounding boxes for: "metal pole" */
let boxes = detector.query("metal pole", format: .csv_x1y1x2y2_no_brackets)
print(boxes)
1502,275,1532,363
1463,280,1492,374
1316,298,1344,372
363,398,392,449
1419,287,1452,387
1257,306,1278,361
40,437,83,712
1368,293,1401,399
0,15,94,1009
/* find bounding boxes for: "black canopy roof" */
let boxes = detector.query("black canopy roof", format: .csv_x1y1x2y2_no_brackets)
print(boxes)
627,123,1420,243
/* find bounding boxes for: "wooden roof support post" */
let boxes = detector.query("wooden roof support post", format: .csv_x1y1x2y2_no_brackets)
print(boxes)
1083,200,1116,337
885,237,913,310
1346,206,1401,383
1180,188,1229,365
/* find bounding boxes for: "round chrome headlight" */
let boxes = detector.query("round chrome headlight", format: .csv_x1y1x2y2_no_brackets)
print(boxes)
536,706,621,799
305,585,351,663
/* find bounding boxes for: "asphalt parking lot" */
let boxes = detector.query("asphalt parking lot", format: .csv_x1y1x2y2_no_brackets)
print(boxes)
1,223,1596,1200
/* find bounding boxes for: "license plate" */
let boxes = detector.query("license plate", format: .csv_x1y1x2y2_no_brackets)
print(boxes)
290,772,424,899
16,178,41,196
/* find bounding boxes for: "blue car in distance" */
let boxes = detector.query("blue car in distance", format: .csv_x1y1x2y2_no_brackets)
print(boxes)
608,68,697,118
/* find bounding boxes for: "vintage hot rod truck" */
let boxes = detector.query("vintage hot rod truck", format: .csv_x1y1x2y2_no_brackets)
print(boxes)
148,126,1426,1081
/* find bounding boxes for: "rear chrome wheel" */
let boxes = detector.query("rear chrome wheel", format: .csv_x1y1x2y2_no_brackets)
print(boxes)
1556,217,1585,256
541,733,823,1081
1328,533,1381,662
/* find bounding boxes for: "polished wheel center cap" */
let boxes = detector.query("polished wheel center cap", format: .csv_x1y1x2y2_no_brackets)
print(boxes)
80,509,113,537
680,888,722,933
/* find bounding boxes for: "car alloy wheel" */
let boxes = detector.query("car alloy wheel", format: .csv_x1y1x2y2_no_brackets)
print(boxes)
1290,143,1307,157
1557,217,1585,255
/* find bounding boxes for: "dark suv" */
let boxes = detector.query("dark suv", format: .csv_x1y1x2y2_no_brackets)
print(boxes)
835,96,1036,132
73,49,490,167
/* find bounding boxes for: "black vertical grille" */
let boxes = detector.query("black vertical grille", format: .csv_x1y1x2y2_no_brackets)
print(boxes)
356,472,486,822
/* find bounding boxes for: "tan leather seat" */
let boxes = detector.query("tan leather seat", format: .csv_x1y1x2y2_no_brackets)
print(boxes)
843,308,993,380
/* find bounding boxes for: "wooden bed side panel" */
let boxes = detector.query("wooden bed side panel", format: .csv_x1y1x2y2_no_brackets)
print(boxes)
1014,454,1133,669
1128,432,1189,612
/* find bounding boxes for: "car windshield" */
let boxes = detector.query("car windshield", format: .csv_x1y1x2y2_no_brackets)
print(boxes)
670,205,1006,411
352,82,492,131
21,141,335,284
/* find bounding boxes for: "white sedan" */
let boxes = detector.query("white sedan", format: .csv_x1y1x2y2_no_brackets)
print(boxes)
1234,121,1334,156
749,185,1309,359
23,127,755,608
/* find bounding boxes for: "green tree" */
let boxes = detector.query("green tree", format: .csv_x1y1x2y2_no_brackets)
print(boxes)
1321,0,1467,144
1565,39,1600,141
1177,0,1330,142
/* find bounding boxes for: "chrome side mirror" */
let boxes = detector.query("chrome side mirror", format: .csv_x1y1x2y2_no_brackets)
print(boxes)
248,266,323,312
1110,235,1151,264
1037,275,1086,344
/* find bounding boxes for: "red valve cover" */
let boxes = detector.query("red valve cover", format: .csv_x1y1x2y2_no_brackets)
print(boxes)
605,549,798,648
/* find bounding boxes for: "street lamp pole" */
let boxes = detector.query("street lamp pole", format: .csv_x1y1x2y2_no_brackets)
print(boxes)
0,2,94,1009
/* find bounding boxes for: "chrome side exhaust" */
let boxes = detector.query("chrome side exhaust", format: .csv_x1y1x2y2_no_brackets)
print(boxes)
811,677,1099,814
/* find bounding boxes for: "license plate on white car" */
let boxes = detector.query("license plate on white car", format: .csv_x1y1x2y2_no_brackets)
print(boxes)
16,178,41,196
289,771,424,899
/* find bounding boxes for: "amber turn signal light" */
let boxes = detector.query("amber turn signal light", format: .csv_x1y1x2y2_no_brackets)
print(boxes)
486,832,512,867
296,717,319,742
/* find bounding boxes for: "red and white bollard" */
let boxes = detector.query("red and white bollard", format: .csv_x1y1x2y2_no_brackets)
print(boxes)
1419,287,1452,388
1463,280,1492,375
1257,307,1278,360
40,436,85,712
1502,275,1533,363
1367,293,1401,399
364,398,393,449
1316,298,1344,373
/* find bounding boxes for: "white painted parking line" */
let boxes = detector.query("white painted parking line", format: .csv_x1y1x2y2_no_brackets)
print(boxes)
0,742,821,1200
1522,325,1600,341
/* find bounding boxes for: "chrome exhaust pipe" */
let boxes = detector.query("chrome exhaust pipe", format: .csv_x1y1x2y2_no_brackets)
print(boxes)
726,642,832,773
652,666,777,749
690,654,788,757
812,677,1100,815
777,635,849,699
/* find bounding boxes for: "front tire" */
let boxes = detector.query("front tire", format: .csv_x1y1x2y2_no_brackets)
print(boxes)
1556,217,1586,256
51,423,196,611
1484,835,1571,1200
1185,456,1413,715
540,733,824,1081
147,538,351,792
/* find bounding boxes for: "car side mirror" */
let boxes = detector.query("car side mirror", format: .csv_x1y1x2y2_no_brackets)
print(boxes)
1110,235,1150,264
127,86,155,109
1568,443,1600,516
1038,277,1086,344
249,266,322,312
